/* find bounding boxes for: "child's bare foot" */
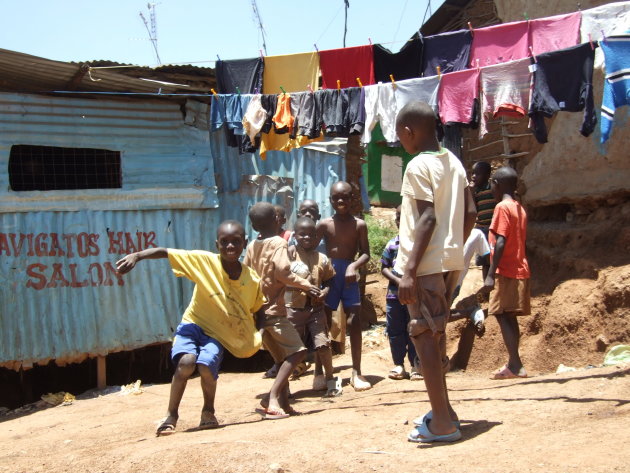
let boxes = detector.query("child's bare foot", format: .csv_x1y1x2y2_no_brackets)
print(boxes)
156,415,178,436
199,410,219,430
312,374,327,391
350,370,371,391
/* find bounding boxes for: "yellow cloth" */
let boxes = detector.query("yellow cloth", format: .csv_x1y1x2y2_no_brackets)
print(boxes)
168,249,265,358
259,128,322,160
263,52,320,94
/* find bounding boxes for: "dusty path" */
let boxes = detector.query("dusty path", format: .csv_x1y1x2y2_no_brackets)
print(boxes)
1,347,628,473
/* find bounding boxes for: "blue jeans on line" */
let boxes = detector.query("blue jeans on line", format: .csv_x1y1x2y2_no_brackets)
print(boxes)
386,298,417,367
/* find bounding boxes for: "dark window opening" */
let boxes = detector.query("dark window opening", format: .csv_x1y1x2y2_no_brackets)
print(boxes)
9,145,122,191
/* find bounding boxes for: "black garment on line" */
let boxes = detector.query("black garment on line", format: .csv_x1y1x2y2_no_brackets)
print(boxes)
528,42,597,144
216,58,264,94
421,29,472,77
316,87,365,137
373,35,423,82
292,92,322,139
260,94,278,134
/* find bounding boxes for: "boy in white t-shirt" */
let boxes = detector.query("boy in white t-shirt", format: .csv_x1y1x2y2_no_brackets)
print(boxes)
394,101,477,443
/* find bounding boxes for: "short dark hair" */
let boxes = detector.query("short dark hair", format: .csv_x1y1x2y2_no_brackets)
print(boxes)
294,216,316,230
395,101,436,130
492,166,518,190
249,202,276,229
217,219,245,238
473,161,491,174
273,204,286,217
331,181,352,195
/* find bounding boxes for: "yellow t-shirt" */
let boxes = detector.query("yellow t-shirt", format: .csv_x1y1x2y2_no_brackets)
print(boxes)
168,249,265,358
263,52,320,94
394,148,467,277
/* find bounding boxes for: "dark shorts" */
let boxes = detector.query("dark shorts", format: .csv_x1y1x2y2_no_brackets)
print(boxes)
406,271,460,336
171,323,224,380
262,315,307,363
287,305,330,350
325,258,361,309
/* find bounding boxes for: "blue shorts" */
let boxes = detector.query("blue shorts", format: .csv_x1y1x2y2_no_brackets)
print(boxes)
325,258,361,309
171,323,224,380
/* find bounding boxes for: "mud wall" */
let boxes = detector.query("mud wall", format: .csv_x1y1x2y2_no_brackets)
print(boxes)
493,0,630,206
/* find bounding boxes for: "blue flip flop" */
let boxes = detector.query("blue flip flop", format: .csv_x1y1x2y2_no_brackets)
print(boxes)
413,410,461,429
408,419,462,443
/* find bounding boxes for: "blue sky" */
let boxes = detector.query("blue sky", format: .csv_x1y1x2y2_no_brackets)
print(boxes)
0,0,443,67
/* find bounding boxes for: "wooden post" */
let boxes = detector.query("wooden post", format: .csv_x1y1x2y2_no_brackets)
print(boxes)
96,355,106,390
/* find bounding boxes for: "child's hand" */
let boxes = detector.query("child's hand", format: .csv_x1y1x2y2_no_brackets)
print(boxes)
344,265,358,286
307,285,322,299
287,245,297,261
398,274,417,305
481,275,495,293
116,253,139,275
312,287,329,303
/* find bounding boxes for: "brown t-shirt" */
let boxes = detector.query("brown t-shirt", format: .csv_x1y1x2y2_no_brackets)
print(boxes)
285,247,335,309
243,236,312,317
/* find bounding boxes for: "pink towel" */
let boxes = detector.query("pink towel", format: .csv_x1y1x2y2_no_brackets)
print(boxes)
529,12,582,56
438,68,480,124
469,20,530,67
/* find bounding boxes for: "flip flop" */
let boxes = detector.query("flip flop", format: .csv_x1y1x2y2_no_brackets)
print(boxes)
413,410,461,429
408,418,461,443
263,408,290,420
199,412,220,430
388,365,408,380
350,373,372,391
324,376,343,397
409,370,423,381
491,364,527,380
156,418,177,437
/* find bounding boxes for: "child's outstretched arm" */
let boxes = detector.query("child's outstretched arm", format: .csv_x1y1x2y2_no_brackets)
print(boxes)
116,247,169,274
482,234,505,292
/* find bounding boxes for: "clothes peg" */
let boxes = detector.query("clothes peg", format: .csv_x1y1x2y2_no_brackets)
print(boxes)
216,54,221,61
307,84,314,93
524,12,529,21
211,88,218,96
314,44,319,52
260,49,264,59
235,86,241,95
468,22,474,37
368,37,372,45
356,77,363,88
436,66,441,77
529,46,537,63
476,58,480,70
389,74,396,88
254,87,260,94
588,33,595,50
280,86,286,95
337,80,341,90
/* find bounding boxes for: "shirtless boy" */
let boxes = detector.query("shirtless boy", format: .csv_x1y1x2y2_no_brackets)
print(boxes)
317,181,371,391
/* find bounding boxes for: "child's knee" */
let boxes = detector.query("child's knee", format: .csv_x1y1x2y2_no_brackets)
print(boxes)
176,354,197,376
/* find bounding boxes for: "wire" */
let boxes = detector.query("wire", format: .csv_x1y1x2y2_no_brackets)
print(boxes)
315,3,344,45
392,0,410,44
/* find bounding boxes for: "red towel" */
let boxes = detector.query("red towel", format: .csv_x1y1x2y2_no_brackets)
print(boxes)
319,45,375,89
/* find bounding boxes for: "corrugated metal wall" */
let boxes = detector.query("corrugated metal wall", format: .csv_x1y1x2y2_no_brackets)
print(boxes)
0,92,347,369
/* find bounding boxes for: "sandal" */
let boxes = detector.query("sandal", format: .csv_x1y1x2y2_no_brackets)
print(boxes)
388,365,407,380
199,411,220,430
156,416,177,437
491,364,527,380
324,376,343,397
408,418,461,443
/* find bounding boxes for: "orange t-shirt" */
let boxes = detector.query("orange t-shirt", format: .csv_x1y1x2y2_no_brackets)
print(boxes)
489,198,530,279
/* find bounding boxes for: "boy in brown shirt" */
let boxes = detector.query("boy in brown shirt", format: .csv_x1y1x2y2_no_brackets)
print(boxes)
243,202,320,419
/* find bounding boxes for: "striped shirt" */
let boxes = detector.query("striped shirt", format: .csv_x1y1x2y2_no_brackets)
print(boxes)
380,235,400,300
474,182,497,229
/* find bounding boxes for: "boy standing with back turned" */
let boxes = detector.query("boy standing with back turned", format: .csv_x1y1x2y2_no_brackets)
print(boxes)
483,166,531,379
395,101,476,443
317,181,371,391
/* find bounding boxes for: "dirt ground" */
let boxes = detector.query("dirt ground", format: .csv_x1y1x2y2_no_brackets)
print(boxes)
2,206,629,473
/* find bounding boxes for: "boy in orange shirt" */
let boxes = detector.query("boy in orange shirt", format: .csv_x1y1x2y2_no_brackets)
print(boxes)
483,166,531,379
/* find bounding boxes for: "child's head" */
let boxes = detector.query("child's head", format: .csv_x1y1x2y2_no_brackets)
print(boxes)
249,202,278,235
293,216,317,251
490,166,518,200
395,101,438,155
330,181,353,216
472,161,492,187
395,205,401,229
215,220,247,262
274,204,287,229
298,199,321,222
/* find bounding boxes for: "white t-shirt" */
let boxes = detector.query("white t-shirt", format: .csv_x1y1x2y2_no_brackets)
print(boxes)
394,148,467,277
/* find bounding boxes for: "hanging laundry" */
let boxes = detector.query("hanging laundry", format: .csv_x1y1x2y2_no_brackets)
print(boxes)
260,94,278,134
469,20,530,67
421,29,473,77
479,58,532,138
373,35,423,83
528,43,597,143
319,45,375,89
362,82,398,144
580,1,630,68
394,76,440,119
529,12,582,56
262,52,319,94
273,92,294,134
438,68,480,125
293,91,322,139
259,129,322,160
215,57,264,94
210,94,251,134
317,87,365,137
600,33,630,143
242,94,267,143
